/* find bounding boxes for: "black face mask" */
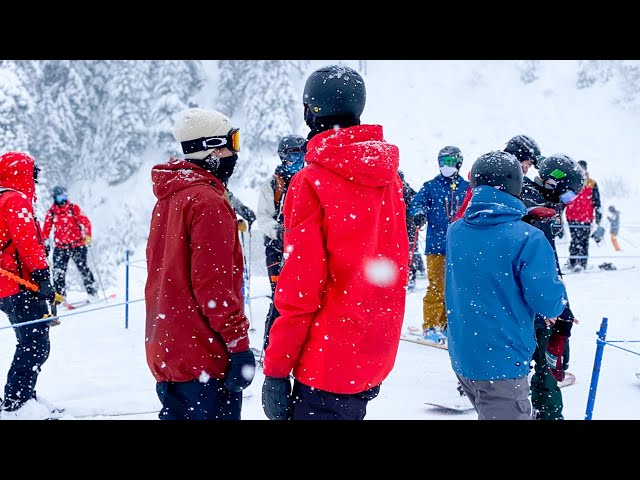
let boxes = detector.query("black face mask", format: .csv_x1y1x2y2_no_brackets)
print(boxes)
215,154,238,183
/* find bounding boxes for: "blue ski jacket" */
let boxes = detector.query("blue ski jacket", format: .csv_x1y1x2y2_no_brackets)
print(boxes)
445,186,568,381
408,173,468,255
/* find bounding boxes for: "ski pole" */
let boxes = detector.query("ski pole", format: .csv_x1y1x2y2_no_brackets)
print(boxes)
247,228,255,332
87,244,108,301
408,226,420,270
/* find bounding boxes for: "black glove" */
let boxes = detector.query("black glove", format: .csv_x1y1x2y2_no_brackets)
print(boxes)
262,376,292,420
30,268,56,303
44,240,51,257
246,210,257,230
275,224,284,244
412,213,426,229
224,350,256,392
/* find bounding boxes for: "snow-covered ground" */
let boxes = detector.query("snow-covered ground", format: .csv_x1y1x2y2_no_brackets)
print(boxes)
1,224,637,421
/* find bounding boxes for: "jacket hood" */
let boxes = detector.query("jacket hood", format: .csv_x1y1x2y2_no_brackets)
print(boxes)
0,151,36,202
304,124,399,187
464,185,526,226
151,158,224,200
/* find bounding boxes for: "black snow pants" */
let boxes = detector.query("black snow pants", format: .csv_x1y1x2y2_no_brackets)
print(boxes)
52,245,97,297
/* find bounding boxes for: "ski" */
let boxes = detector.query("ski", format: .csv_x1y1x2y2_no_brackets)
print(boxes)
561,265,635,276
63,293,117,310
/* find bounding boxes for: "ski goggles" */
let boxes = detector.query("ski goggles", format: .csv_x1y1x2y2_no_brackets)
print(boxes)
55,194,68,203
438,155,460,167
285,151,304,164
180,128,240,155
560,190,578,204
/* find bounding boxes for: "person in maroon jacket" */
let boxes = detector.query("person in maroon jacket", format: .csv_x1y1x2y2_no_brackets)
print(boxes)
0,151,60,413
145,107,255,420
261,65,409,420
41,185,97,304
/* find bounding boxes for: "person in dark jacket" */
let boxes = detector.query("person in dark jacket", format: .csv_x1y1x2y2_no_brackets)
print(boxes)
521,154,585,420
408,146,469,345
261,65,409,420
0,151,61,414
256,134,306,353
564,160,602,271
41,186,98,305
398,170,423,292
145,107,256,420
446,151,568,420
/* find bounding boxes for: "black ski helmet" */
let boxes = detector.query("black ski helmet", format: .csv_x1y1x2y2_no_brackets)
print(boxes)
438,146,463,170
52,185,67,197
536,154,585,202
303,65,366,120
504,134,543,166
470,151,523,197
277,134,306,161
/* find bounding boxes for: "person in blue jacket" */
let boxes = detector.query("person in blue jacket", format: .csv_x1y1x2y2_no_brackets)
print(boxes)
408,146,469,345
445,150,568,420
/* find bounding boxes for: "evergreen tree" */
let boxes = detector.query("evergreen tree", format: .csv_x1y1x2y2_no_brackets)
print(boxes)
217,60,252,117
226,60,308,187
89,60,153,185
149,60,205,157
0,63,33,153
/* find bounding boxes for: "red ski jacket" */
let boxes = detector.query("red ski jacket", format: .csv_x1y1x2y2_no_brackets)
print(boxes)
0,152,49,298
41,202,92,249
263,125,410,394
564,177,602,224
145,158,250,383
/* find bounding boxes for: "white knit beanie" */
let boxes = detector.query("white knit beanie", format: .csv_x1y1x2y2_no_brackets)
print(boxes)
173,107,233,160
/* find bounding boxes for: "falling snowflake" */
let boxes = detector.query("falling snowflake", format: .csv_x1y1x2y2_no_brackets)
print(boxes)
364,257,398,287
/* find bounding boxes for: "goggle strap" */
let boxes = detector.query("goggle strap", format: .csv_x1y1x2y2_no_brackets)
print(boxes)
181,136,228,154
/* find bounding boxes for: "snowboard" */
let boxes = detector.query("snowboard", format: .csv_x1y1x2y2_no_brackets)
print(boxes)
528,370,576,388
400,325,448,350
558,371,576,388
424,400,475,414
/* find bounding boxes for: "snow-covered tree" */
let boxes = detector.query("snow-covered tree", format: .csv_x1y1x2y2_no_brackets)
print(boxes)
0,63,34,152
88,60,153,185
148,60,205,157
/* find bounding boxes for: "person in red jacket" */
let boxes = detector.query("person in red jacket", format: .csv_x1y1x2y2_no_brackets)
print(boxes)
564,160,602,272
0,151,60,413
41,186,97,304
145,107,255,420
261,65,409,420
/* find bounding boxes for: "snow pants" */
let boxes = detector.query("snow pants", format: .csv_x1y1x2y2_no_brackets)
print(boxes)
530,325,564,420
155,378,242,420
0,291,51,411
52,245,97,297
290,380,380,420
422,254,447,331
456,374,532,420
263,242,283,350
567,222,591,268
